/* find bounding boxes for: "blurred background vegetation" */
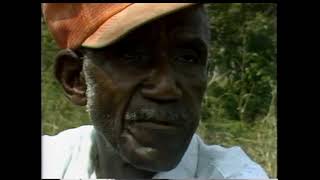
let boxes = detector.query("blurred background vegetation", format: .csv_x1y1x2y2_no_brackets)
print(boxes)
42,3,277,178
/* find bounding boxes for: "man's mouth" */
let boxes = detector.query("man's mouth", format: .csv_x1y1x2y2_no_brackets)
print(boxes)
123,108,182,131
127,120,178,131
124,120,180,149
121,108,183,147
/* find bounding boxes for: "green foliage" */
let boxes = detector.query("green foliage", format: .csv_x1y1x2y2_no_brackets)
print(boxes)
206,3,277,122
42,3,277,178
198,4,277,177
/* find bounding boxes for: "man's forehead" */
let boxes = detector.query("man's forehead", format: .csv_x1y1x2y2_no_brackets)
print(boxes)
166,5,207,28
120,6,208,43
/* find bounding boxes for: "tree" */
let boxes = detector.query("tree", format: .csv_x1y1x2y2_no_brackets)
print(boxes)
204,3,277,122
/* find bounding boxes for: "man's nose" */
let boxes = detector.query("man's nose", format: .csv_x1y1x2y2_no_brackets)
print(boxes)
141,66,182,102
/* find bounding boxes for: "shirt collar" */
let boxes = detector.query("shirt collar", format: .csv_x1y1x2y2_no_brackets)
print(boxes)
152,134,199,179
90,130,199,179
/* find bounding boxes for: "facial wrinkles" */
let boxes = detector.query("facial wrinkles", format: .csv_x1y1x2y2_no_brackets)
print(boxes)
83,57,133,144
83,58,95,114
83,58,112,128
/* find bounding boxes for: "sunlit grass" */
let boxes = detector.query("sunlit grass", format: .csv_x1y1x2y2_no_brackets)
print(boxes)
197,90,277,177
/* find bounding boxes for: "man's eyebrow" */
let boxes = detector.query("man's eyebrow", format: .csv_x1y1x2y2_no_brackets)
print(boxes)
173,32,208,52
170,27,208,45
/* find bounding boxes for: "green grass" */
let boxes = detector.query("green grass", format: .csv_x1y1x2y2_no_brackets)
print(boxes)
197,100,277,177
196,85,277,177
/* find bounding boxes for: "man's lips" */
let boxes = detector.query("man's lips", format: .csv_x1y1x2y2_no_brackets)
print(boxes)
127,120,178,131
124,120,180,148
123,108,186,133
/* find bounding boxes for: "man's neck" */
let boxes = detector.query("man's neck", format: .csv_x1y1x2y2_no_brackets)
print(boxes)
94,132,156,178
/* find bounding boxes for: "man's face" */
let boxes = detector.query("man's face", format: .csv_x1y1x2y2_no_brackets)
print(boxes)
82,5,209,171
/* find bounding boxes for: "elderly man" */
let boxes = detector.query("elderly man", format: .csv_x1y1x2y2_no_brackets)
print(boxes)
42,3,269,179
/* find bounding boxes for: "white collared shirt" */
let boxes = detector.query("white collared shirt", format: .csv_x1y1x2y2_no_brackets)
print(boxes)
42,125,269,179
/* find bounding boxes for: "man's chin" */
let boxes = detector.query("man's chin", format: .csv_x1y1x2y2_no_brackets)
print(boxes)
118,129,186,172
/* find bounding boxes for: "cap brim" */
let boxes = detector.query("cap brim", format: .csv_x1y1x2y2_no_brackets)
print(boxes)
82,3,196,49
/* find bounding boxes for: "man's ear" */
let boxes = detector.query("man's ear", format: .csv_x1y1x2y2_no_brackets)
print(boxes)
54,49,87,106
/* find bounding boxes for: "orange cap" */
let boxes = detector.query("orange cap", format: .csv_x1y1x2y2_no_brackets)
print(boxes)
42,3,195,49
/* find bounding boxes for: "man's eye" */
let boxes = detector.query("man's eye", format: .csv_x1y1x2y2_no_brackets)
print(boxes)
174,49,199,64
121,51,150,65
123,53,140,61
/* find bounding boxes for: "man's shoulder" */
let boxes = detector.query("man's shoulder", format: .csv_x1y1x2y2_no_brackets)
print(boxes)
42,125,95,178
43,125,94,138
194,134,269,179
42,125,94,155
42,125,94,149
